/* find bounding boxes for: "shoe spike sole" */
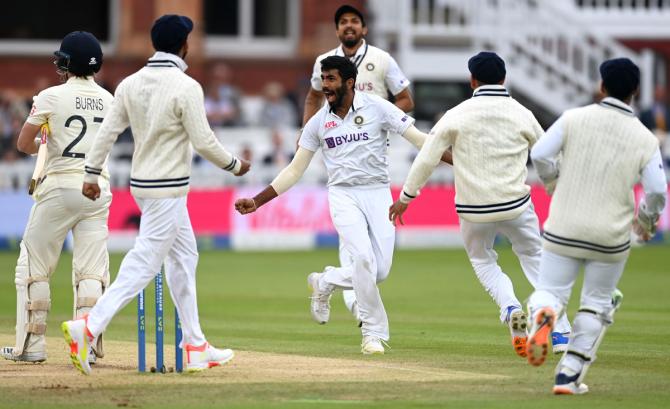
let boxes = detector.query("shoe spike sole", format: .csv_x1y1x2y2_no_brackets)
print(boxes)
527,308,555,367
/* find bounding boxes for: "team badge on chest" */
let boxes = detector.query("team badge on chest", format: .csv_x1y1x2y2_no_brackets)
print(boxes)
366,63,375,71
354,115,364,126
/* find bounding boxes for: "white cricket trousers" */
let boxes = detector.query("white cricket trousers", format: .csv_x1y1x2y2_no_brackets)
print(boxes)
15,177,111,354
87,196,206,347
321,185,395,341
528,249,625,371
460,205,570,333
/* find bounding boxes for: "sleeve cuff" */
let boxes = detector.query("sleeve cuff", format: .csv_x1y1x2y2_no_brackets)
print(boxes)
223,157,242,174
83,173,99,184
399,189,418,204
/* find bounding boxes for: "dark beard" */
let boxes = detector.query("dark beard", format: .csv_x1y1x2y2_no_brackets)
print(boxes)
342,37,359,48
328,84,347,111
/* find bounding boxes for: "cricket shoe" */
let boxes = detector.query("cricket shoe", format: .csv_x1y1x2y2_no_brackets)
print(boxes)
185,342,234,372
308,272,332,324
61,318,93,375
553,372,589,395
552,331,570,354
526,307,556,367
0,346,46,363
361,336,386,355
88,345,97,365
505,306,528,358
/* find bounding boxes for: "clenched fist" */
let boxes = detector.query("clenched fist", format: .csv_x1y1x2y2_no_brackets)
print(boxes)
235,198,257,214
235,159,251,176
82,182,101,201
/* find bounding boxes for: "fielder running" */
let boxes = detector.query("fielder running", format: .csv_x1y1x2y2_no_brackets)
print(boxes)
526,58,667,394
61,15,250,375
1,32,112,364
389,52,571,358
303,4,415,324
236,56,450,354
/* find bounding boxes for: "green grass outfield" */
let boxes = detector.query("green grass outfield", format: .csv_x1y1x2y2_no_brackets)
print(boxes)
0,246,668,409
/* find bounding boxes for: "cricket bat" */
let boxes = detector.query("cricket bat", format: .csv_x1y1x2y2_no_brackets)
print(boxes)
28,124,49,195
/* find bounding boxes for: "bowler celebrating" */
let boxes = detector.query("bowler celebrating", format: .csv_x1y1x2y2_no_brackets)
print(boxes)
303,5,415,323
236,56,449,354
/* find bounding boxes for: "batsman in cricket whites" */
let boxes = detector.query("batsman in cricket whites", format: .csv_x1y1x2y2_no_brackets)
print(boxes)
1,31,113,364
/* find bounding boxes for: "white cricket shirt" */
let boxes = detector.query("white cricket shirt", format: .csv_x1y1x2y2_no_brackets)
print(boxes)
299,92,414,187
311,40,410,99
26,76,113,189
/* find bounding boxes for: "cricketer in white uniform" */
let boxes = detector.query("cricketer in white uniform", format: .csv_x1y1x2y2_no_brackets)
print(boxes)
303,4,414,323
526,58,667,395
236,56,449,354
61,15,250,375
390,52,571,358
1,32,112,364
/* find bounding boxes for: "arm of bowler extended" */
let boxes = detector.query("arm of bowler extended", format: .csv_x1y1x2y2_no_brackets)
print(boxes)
402,125,453,165
637,149,668,233
530,116,564,187
235,147,315,215
252,147,316,207
270,147,315,195
399,128,453,203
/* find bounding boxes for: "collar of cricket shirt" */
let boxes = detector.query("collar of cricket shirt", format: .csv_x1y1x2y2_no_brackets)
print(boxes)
66,76,95,84
146,51,188,72
335,39,368,69
472,84,510,97
599,96,635,116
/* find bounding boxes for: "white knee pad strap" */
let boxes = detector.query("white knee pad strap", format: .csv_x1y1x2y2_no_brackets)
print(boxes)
27,300,51,311
26,323,47,335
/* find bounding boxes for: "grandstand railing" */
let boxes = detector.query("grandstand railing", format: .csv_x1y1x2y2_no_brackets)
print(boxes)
369,0,656,115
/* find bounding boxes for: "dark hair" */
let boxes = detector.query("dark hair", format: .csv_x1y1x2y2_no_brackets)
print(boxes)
334,5,366,27
151,14,193,54
320,56,358,86
600,58,640,101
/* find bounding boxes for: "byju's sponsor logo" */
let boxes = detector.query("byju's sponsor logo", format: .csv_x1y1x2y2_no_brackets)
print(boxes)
325,132,369,149
355,82,373,92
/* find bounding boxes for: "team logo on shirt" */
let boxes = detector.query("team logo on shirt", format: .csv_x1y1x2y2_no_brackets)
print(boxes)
366,63,375,71
324,132,369,149
354,115,364,126
325,121,338,129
